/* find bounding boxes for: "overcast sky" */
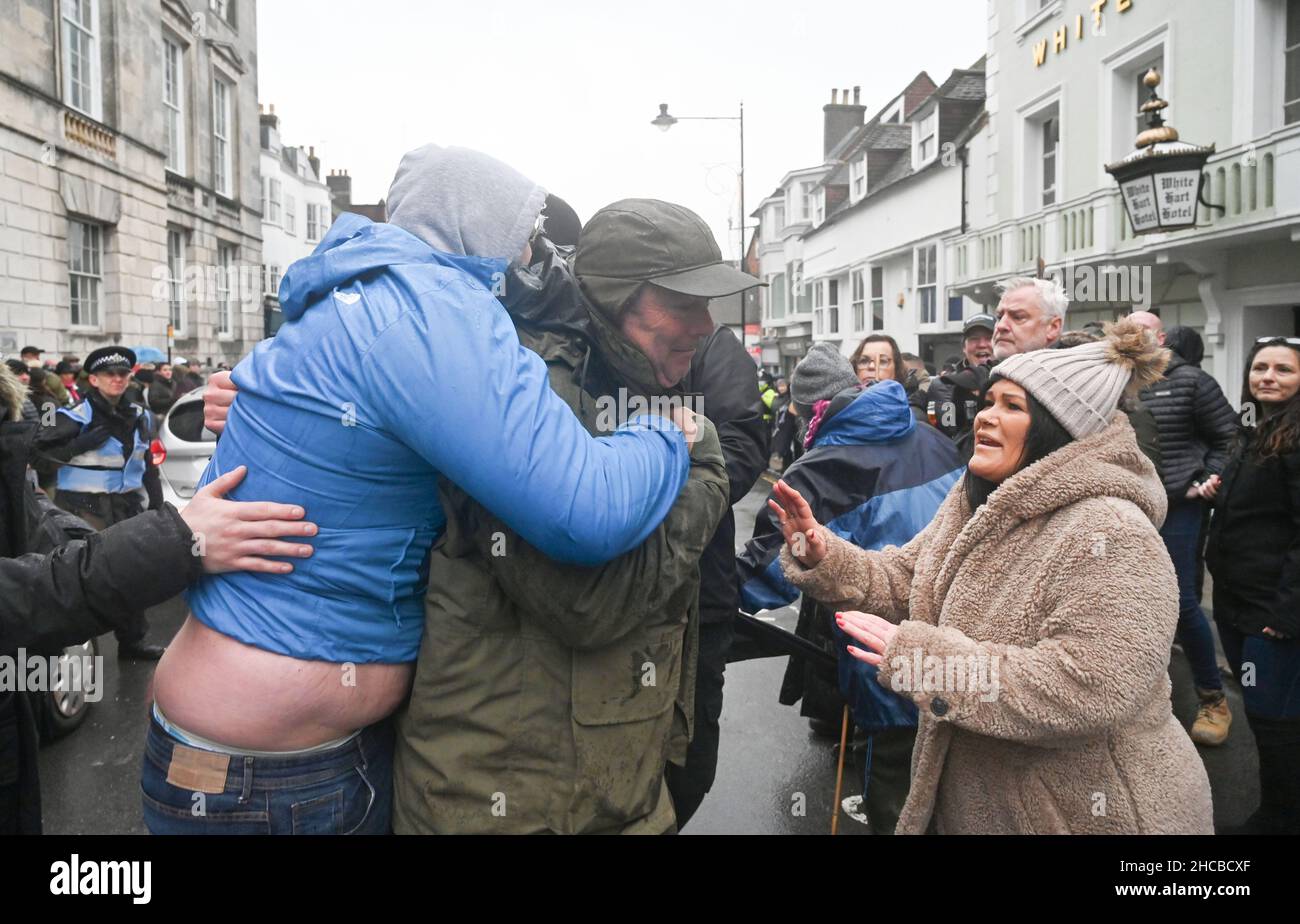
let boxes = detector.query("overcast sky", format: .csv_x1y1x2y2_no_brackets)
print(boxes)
257,0,986,260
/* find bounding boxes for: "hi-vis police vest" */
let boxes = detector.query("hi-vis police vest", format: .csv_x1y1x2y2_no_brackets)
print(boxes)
55,400,152,494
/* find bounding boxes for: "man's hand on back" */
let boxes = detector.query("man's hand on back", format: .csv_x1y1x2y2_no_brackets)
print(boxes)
179,465,317,574
204,370,237,435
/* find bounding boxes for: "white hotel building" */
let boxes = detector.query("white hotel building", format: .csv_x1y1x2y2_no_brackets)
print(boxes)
755,0,1300,398
947,0,1300,397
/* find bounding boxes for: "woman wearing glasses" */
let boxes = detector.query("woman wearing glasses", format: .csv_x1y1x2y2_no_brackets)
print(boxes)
1203,336,1300,834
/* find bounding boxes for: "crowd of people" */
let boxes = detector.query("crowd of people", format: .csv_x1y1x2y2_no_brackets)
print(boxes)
0,141,1296,836
750,282,1298,835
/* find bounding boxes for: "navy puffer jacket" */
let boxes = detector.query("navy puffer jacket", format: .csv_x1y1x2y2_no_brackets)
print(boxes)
1138,326,1238,499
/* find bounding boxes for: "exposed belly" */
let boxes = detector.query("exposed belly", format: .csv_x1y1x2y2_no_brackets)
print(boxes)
152,615,414,751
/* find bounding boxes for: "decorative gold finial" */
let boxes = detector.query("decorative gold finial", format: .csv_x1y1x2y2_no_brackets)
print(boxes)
1135,68,1179,148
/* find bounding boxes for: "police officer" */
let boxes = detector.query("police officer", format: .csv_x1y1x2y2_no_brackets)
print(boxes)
33,346,167,660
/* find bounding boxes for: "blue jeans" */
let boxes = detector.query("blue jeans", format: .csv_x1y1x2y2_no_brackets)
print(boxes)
1214,608,1300,720
141,710,393,834
1160,498,1222,692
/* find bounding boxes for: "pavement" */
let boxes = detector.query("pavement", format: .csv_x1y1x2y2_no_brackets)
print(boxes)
38,478,1258,834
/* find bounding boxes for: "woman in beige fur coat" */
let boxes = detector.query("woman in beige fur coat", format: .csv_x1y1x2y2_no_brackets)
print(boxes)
771,319,1214,834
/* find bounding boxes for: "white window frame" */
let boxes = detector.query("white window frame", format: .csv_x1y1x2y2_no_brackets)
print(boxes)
914,107,939,167
813,188,825,225
306,202,319,242
812,279,824,335
1015,84,1063,217
1040,114,1060,207
917,244,938,325
264,263,281,298
267,177,281,225
167,228,187,337
827,278,839,334
212,75,234,198
61,0,102,121
1014,0,1062,39
216,243,235,338
284,193,296,236
870,265,885,331
68,219,102,329
850,155,867,202
163,35,186,174
769,272,785,319
851,268,865,331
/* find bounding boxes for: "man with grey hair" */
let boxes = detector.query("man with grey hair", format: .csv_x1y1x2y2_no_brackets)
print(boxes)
991,276,1069,361
934,276,1069,461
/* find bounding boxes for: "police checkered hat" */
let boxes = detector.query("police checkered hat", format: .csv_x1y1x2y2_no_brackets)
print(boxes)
84,346,136,375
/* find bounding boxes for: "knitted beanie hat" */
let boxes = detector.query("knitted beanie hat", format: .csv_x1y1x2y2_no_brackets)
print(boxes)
994,317,1169,439
792,343,860,406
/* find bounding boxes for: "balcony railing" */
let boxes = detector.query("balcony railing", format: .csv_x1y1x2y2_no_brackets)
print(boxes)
63,110,116,160
949,126,1298,285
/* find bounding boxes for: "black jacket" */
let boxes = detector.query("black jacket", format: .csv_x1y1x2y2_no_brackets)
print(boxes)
0,414,202,834
1138,327,1237,499
1205,425,1300,637
931,360,990,462
681,327,770,621
148,376,176,418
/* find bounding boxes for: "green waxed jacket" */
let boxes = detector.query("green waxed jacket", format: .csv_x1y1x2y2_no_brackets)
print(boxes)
392,307,730,835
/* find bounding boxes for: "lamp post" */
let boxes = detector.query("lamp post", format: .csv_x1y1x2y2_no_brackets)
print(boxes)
1105,69,1221,235
651,101,750,352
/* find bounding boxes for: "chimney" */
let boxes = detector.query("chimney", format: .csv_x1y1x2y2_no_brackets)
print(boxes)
823,86,867,158
259,104,280,153
326,168,352,206
307,145,321,180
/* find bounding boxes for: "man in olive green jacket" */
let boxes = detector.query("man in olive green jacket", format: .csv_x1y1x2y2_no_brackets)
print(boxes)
393,200,761,834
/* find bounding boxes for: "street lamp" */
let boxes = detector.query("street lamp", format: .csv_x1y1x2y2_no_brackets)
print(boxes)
1105,69,1221,235
651,101,751,352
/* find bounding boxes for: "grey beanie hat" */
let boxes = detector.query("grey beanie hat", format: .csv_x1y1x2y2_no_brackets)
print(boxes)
995,318,1169,439
791,343,860,406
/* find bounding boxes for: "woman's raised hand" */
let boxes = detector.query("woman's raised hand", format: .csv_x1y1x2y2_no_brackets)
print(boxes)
835,610,897,666
768,479,828,568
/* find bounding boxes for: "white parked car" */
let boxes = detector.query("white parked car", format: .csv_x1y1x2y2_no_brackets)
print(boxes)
152,389,216,511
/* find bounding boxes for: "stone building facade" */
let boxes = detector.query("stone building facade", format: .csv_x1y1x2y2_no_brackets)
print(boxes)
0,0,263,367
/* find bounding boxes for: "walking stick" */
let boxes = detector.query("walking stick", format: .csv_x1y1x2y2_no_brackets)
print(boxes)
831,703,850,835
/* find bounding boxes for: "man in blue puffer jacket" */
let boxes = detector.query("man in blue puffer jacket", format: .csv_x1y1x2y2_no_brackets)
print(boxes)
737,343,961,834
142,146,693,835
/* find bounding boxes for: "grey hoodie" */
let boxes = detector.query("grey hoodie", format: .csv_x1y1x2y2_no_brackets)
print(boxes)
385,144,546,261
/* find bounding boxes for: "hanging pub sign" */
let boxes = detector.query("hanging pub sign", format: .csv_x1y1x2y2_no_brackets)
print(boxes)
1105,69,1218,235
